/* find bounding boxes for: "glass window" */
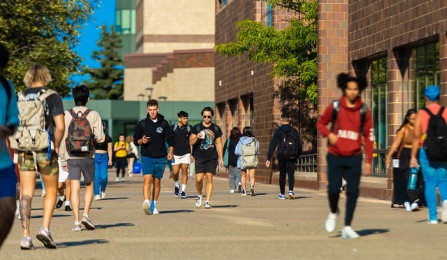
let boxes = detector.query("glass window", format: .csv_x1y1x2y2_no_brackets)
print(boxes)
413,43,440,109
260,1,272,26
371,57,388,176
267,3,272,27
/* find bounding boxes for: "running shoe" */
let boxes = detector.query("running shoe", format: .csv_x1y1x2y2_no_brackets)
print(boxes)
195,196,202,208
204,201,211,209
427,219,439,224
20,237,35,250
72,223,82,232
404,201,411,212
241,190,247,196
230,189,235,194
81,215,95,230
152,208,160,215
180,191,187,199
278,194,285,200
142,201,152,215
65,205,72,211
115,177,119,182
237,182,242,193
94,195,101,201
56,197,65,208
101,192,106,199
121,177,125,182
325,209,339,232
250,186,256,196
174,187,180,197
36,226,57,249
341,226,359,239
288,190,294,200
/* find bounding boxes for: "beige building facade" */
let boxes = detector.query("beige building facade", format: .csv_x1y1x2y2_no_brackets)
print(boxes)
124,0,215,101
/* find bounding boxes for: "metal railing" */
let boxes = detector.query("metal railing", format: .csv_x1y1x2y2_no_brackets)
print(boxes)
294,150,388,177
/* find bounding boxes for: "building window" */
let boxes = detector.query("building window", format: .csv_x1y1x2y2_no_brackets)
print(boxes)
261,1,273,27
116,9,136,35
413,42,440,109
371,57,388,176
219,0,227,6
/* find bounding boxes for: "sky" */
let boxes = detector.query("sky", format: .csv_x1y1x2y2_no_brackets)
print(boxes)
70,1,115,86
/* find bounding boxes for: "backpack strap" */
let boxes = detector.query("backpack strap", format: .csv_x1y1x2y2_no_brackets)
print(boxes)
360,102,367,134
330,99,340,132
422,107,434,117
37,89,57,101
0,75,12,109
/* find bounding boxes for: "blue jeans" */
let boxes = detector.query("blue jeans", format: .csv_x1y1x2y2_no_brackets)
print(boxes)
419,148,447,221
94,153,109,196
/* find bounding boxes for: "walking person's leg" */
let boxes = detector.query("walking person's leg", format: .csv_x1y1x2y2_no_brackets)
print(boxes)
228,165,236,192
80,159,95,229
235,167,242,192
19,169,36,245
204,172,213,207
249,169,256,196
94,156,101,198
435,163,447,222
172,161,181,197
240,169,247,195
100,155,108,197
180,163,189,198
64,179,71,211
286,160,295,199
0,165,18,248
127,156,135,177
277,154,287,198
343,154,362,228
325,153,343,234
419,149,438,222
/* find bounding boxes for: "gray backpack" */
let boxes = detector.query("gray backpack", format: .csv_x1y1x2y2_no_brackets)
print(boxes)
242,139,258,169
9,89,57,151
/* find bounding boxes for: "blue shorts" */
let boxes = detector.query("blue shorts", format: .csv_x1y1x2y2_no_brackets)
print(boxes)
141,156,166,179
0,164,18,198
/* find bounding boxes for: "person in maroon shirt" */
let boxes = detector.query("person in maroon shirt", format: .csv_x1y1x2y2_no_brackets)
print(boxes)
316,73,373,239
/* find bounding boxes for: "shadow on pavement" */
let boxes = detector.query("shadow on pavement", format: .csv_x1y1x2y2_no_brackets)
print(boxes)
57,239,109,248
210,205,238,209
330,228,389,238
160,209,195,214
31,214,71,219
100,197,129,201
97,223,135,229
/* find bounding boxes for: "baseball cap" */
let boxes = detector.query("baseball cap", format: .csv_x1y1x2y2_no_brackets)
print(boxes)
424,85,440,101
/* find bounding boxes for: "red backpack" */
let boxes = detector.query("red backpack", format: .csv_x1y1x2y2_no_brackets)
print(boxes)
66,109,95,156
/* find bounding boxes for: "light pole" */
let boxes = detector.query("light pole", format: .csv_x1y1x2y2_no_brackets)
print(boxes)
145,87,153,100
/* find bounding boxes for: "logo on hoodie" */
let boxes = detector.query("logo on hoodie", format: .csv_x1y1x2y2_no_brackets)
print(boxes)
156,127,163,134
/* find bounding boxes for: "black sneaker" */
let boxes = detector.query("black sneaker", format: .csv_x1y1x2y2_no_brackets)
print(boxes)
56,197,65,209
174,187,180,197
65,205,72,211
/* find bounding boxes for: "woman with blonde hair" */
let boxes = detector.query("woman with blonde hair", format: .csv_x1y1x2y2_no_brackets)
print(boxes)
16,64,64,249
126,135,139,177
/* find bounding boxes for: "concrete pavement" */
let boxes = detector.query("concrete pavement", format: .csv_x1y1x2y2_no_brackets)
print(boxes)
0,169,445,259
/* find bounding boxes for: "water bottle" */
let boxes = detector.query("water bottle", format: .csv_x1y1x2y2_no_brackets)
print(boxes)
408,167,419,190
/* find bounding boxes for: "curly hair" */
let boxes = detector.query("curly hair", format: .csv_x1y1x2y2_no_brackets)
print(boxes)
337,73,367,92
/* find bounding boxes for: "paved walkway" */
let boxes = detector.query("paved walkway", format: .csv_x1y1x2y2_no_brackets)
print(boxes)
0,169,445,259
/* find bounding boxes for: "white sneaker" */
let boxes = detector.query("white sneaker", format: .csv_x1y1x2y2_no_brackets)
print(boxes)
128,173,133,177
115,177,119,182
195,196,202,208
404,201,411,212
142,201,152,215
442,200,447,223
94,195,101,201
121,177,125,182
427,219,439,224
230,189,235,194
341,226,360,239
410,202,419,211
152,208,159,215
101,192,106,199
204,201,211,209
325,210,338,232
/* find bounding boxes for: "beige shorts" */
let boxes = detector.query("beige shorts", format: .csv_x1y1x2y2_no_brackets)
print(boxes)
172,154,191,165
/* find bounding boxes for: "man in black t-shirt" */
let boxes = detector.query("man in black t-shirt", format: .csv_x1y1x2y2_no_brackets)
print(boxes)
189,107,223,209
168,111,192,199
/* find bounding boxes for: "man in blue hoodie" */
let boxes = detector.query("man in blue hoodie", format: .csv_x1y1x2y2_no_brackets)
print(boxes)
134,99,172,215
266,113,302,200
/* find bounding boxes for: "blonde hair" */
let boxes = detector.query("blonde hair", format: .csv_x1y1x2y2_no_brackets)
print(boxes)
23,63,52,87
125,135,134,143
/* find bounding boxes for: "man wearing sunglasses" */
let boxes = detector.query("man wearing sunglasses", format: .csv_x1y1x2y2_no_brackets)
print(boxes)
190,107,224,209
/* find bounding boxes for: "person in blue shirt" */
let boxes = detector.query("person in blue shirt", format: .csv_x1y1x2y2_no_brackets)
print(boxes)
0,42,20,248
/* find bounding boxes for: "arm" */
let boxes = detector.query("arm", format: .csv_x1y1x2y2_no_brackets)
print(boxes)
59,112,69,168
385,128,405,167
410,112,422,167
216,136,224,167
126,142,130,153
107,142,113,165
113,143,120,152
266,130,279,161
234,141,242,156
316,105,338,145
53,113,65,154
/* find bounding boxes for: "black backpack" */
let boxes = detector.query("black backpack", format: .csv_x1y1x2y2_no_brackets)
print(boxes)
279,128,301,160
331,99,367,134
422,107,447,162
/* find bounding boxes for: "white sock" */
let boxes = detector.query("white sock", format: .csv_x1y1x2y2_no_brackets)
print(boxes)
174,181,179,188
153,201,157,207
60,195,65,201
65,201,71,206
144,199,150,204
181,184,186,192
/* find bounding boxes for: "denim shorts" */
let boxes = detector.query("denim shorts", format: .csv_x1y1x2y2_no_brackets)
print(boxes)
141,156,166,179
0,164,18,198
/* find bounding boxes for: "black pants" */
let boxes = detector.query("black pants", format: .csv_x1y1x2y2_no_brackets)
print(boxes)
277,153,296,195
115,157,127,178
326,153,362,226
399,148,420,204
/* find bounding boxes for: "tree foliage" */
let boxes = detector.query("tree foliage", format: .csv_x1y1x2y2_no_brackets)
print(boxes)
215,0,318,150
83,25,124,100
0,0,99,96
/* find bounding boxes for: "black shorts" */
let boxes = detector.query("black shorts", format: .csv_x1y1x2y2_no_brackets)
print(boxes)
127,153,136,159
195,157,218,174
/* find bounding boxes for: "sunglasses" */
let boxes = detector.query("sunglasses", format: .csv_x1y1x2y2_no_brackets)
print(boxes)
203,115,212,119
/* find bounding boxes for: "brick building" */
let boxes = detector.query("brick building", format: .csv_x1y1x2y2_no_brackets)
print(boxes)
124,0,215,102
216,0,447,199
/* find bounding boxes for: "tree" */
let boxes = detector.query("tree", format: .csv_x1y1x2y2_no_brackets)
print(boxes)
215,0,318,150
0,0,99,96
83,25,124,100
